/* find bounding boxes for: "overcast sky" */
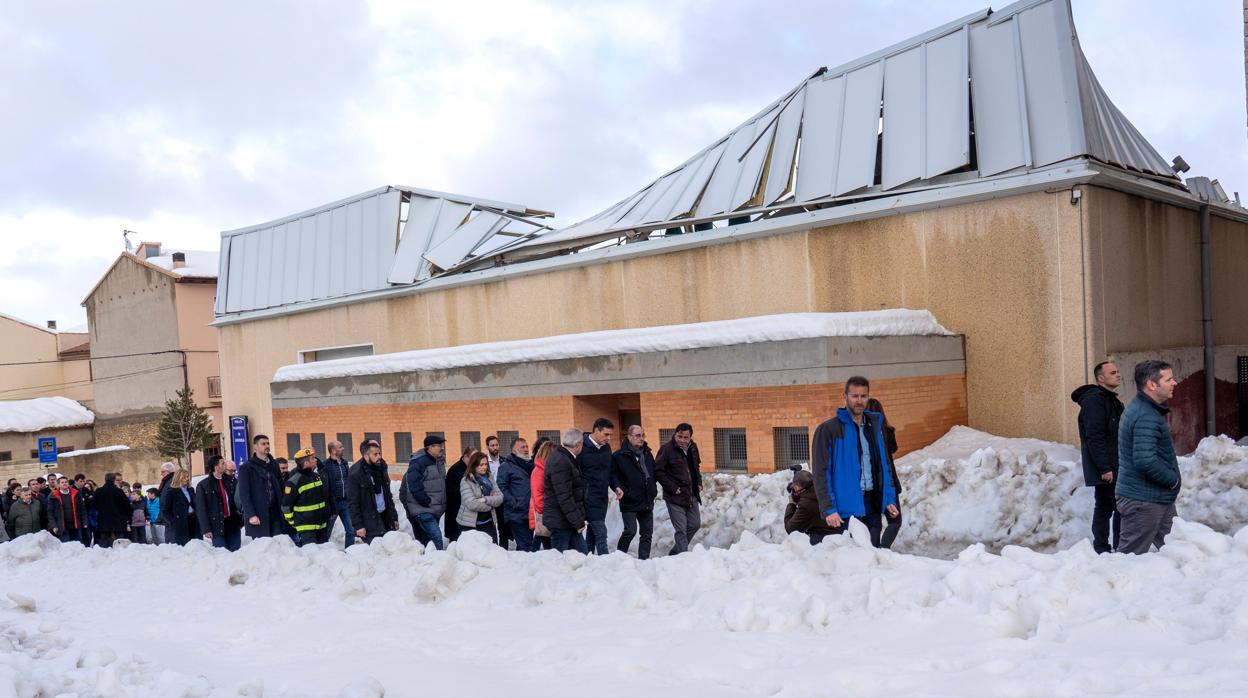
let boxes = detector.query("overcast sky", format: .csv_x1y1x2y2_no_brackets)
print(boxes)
1,0,1244,329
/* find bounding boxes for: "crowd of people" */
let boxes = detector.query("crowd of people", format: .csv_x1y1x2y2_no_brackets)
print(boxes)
1,364,1185,557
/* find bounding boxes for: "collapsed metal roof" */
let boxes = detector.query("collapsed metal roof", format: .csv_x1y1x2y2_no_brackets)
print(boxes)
214,186,552,316
215,0,1227,324
477,0,1176,264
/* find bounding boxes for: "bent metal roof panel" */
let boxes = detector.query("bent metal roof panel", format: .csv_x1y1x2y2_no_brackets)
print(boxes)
484,0,1176,260
216,0,1221,324
213,186,553,316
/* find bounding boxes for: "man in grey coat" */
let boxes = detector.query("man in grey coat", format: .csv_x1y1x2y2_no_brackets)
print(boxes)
1116,360,1181,554
402,434,448,550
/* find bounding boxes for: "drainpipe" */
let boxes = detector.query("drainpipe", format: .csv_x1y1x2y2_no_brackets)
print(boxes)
1200,202,1215,436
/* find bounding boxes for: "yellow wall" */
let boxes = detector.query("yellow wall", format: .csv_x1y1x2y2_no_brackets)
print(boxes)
218,187,1247,446
0,316,93,403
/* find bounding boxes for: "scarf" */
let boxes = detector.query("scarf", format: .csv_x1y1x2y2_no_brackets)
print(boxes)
476,474,494,495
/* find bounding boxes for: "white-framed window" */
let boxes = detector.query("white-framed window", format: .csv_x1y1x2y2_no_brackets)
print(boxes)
297,343,374,364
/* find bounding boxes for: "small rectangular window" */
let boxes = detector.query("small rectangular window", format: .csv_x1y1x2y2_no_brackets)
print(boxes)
713,428,748,472
497,431,520,456
311,433,327,460
285,433,302,458
659,429,676,446
536,430,560,445
364,432,382,454
459,431,481,453
773,427,810,471
337,433,354,460
30,449,38,459
298,343,374,363
394,432,413,463
0,451,11,462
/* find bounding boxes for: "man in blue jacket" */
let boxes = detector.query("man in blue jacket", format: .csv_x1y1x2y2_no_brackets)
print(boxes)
497,438,535,552
1116,360,1181,554
402,435,447,550
810,376,900,548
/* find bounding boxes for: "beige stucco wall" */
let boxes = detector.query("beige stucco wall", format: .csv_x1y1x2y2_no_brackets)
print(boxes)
87,257,184,419
0,425,95,462
0,317,93,403
1083,186,1248,354
84,257,223,473
217,187,1244,446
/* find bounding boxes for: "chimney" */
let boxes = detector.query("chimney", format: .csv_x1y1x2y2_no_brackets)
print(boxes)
46,320,57,330
171,251,186,269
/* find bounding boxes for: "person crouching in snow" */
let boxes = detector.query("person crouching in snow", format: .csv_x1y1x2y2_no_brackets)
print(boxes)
282,448,332,546
784,470,838,545
811,375,900,548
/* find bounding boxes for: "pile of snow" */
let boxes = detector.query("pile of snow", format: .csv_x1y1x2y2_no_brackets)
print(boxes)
57,444,130,459
0,397,94,434
144,250,219,279
273,309,951,382
599,426,1248,559
3,523,1248,695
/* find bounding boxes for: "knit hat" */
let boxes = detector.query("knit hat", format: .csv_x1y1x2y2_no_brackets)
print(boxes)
423,434,446,448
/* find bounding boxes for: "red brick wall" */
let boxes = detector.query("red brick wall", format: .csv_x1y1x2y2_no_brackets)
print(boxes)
272,373,967,474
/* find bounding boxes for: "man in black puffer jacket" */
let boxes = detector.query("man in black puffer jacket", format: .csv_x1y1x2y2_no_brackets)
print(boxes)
610,425,657,559
544,429,587,554
578,418,614,555
347,439,398,544
1071,361,1126,553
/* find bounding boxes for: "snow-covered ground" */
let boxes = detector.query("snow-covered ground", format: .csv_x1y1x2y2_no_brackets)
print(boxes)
3,426,1248,697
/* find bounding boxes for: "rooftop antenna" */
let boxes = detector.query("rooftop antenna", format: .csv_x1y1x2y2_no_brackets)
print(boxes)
122,229,136,252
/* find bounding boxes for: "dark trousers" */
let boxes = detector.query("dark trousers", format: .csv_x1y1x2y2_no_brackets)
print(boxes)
1091,483,1120,553
445,511,462,542
533,535,552,550
328,499,355,547
409,513,446,550
856,489,902,549
507,518,534,552
585,518,609,555
130,527,147,544
1116,497,1176,554
211,528,243,551
618,509,654,559
295,528,330,547
97,530,125,548
494,506,511,548
58,528,83,544
550,527,588,553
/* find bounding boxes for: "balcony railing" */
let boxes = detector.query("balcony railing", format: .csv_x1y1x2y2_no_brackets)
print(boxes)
207,376,222,399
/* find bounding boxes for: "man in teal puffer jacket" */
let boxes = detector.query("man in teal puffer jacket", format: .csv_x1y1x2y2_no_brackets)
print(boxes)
1116,360,1181,554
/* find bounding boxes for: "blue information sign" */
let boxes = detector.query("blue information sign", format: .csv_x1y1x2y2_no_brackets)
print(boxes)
38,436,58,464
229,416,249,464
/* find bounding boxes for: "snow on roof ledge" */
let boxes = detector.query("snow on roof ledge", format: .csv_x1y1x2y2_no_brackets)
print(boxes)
0,397,95,433
273,309,952,383
59,444,130,458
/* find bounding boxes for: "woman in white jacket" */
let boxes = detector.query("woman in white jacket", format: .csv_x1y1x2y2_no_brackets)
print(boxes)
457,452,503,543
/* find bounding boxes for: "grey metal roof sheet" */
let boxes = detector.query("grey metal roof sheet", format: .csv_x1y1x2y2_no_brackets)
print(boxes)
498,0,1176,258
214,186,552,316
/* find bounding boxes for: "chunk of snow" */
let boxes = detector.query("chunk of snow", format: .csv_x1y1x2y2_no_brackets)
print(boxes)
273,309,952,382
144,249,219,279
0,397,94,433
